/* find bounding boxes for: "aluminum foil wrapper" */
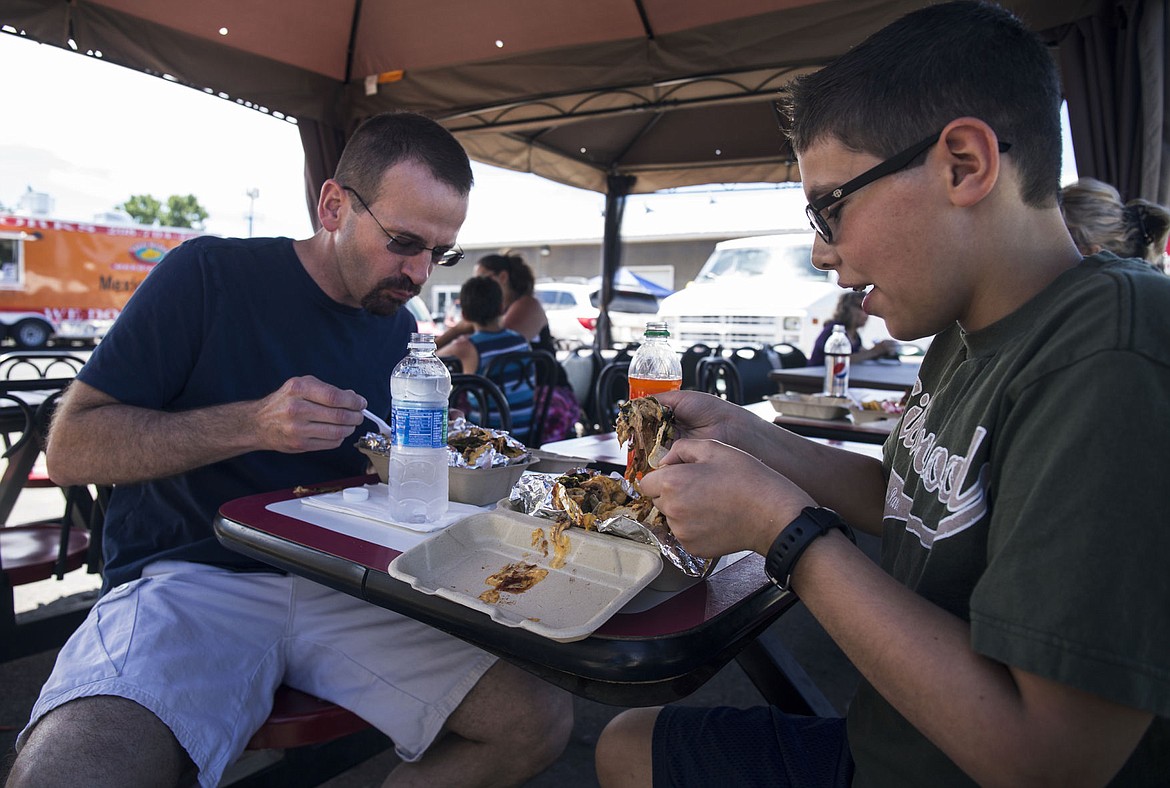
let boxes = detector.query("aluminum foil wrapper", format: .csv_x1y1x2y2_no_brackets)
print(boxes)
510,471,715,579
356,416,530,470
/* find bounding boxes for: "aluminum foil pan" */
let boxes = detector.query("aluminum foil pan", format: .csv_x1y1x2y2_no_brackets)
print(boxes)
356,416,531,470
510,471,716,579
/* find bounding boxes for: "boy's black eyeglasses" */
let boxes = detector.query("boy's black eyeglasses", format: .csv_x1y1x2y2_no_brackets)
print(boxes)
805,131,1011,244
341,185,464,266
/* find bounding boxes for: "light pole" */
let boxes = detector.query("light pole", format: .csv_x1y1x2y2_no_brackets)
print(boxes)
246,188,260,237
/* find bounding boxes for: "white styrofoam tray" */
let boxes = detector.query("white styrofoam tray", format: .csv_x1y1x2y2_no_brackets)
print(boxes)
388,508,663,642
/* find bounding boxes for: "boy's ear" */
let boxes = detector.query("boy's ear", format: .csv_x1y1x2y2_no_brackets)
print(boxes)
937,118,1003,208
318,179,346,231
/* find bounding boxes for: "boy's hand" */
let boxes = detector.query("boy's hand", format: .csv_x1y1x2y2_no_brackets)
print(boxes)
639,437,816,558
650,390,757,447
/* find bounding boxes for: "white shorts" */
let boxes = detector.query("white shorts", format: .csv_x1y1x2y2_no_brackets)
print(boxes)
17,560,497,788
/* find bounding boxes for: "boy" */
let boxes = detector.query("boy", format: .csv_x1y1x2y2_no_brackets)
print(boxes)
596,3,1169,786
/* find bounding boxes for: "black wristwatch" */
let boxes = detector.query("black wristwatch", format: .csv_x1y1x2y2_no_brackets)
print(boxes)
764,506,855,592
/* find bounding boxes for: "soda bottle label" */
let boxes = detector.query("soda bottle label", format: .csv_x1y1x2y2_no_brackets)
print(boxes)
825,355,849,396
391,403,448,449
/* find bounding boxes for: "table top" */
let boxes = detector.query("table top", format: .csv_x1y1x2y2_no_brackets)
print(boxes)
543,401,888,460
769,359,921,393
215,475,798,706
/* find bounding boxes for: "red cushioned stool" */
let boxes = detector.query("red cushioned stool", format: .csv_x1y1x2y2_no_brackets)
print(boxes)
246,685,372,750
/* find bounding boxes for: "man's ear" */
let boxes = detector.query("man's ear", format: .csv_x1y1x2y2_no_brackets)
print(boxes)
937,118,1002,208
318,179,346,231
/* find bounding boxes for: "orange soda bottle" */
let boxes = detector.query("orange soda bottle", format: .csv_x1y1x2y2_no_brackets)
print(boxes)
626,322,682,475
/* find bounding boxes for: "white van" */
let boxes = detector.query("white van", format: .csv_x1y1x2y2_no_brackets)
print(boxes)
655,232,919,360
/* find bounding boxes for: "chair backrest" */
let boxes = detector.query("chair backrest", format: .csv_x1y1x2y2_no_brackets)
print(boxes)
592,360,630,433
0,351,86,382
680,343,717,390
561,347,602,412
770,342,808,369
482,349,559,446
695,356,743,404
449,373,513,433
440,356,462,375
727,346,778,404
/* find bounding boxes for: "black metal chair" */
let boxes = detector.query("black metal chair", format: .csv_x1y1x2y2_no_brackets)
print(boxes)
771,342,809,369
482,349,559,447
592,360,630,433
439,356,462,375
449,373,513,433
727,346,779,404
695,356,743,404
680,343,717,390
0,380,97,662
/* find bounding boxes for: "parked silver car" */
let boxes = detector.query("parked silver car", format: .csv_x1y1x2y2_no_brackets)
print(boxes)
535,282,660,348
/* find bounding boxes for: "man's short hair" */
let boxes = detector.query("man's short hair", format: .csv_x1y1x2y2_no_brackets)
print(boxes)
334,111,473,202
784,1,1062,207
460,276,505,325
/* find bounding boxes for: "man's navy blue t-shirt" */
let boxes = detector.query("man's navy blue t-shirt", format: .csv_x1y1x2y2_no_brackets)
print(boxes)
79,236,416,588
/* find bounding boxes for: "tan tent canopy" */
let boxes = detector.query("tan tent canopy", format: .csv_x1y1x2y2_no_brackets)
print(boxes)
2,0,1165,339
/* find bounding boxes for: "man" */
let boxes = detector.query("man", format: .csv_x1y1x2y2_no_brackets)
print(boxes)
596,3,1168,786
9,112,571,787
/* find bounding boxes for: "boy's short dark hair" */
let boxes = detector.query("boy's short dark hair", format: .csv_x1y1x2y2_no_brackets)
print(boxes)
460,276,505,325
334,111,473,202
784,1,1062,207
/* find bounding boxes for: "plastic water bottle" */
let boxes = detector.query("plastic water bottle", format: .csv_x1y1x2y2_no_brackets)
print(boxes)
628,322,682,399
822,324,852,397
388,333,451,523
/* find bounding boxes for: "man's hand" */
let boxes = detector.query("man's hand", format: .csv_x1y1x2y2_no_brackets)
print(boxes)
638,438,816,557
255,376,368,453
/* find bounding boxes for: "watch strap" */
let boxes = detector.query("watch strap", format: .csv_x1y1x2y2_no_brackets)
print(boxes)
764,506,855,592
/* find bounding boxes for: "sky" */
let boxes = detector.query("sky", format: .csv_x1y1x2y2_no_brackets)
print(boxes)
0,30,1079,245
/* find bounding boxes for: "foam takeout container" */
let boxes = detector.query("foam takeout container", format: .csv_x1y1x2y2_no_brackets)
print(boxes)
388,508,662,642
527,449,592,474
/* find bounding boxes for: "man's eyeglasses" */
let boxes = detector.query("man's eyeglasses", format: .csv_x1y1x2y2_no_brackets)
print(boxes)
341,185,464,267
805,131,1011,244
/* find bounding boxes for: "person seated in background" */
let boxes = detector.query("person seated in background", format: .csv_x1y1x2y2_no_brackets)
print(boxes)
436,251,555,351
595,2,1168,786
8,111,572,788
440,275,535,435
807,290,900,365
1060,177,1170,272
438,252,584,443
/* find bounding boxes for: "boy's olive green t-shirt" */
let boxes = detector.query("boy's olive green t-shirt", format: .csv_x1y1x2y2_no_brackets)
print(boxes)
848,254,1170,786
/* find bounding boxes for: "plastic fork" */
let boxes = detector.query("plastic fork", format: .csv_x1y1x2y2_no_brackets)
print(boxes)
362,409,392,435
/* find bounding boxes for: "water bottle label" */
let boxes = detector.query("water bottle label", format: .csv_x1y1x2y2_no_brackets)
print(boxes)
391,403,448,449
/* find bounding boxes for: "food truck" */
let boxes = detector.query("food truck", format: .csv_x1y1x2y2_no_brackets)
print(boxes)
0,215,200,348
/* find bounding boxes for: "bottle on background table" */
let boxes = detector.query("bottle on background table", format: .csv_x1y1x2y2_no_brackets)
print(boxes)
822,324,852,397
389,333,451,523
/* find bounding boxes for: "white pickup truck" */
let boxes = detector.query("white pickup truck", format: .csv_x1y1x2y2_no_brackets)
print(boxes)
655,232,905,358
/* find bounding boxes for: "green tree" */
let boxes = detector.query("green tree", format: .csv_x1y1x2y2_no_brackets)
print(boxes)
120,194,164,225
118,193,208,229
164,194,209,229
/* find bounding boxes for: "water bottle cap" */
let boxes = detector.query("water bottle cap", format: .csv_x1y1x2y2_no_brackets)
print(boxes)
408,332,436,349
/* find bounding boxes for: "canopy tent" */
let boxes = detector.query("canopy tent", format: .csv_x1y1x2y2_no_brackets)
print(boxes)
2,0,1165,342
588,268,674,299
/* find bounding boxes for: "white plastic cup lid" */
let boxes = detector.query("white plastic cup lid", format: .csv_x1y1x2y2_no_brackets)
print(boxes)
342,487,370,502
